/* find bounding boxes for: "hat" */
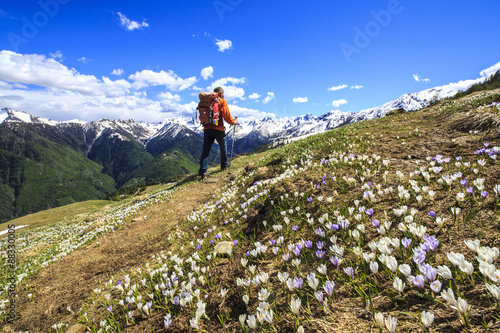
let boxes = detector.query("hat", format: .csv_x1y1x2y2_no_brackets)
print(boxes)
213,87,224,93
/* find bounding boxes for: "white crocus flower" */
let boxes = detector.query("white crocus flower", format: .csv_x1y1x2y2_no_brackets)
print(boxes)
246,315,257,328
239,314,247,328
399,264,411,277
441,288,459,308
420,310,435,328
317,264,327,275
464,239,480,253
290,297,301,316
437,265,453,279
258,288,270,301
374,312,384,328
393,277,405,293
385,314,397,333
459,260,474,275
486,283,500,301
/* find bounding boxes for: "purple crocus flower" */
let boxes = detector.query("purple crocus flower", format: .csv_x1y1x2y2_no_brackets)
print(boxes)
293,246,302,257
196,245,202,251
372,219,380,228
460,179,468,187
339,220,350,230
413,248,426,265
365,208,374,217
233,240,238,246
293,277,303,289
428,211,436,218
323,281,335,297
269,239,276,246
107,306,112,312
305,240,313,249
343,267,354,278
308,197,313,203
419,263,437,283
420,242,432,253
430,280,442,293
316,250,325,259
481,191,488,198
210,240,214,245
315,290,324,305
401,237,412,249
283,253,290,261
411,275,425,289
484,142,490,147
292,225,299,231
331,223,340,231
466,187,474,195
423,235,439,252
330,255,339,267
245,251,250,257
317,241,324,250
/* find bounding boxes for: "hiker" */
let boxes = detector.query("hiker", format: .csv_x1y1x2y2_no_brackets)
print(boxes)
198,86,238,179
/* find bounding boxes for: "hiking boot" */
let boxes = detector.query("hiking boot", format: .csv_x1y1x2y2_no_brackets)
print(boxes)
200,173,207,180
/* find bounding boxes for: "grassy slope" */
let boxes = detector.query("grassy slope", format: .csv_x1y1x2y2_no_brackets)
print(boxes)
0,140,116,223
2,88,500,332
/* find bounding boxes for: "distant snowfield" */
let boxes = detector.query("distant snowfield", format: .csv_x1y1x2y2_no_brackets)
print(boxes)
0,225,29,236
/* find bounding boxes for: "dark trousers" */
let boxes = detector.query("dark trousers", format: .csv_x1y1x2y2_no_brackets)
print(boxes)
199,129,227,175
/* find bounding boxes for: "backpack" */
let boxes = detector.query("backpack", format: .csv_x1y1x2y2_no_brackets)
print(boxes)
197,92,220,126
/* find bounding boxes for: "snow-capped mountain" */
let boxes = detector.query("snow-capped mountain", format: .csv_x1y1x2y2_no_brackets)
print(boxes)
0,67,496,156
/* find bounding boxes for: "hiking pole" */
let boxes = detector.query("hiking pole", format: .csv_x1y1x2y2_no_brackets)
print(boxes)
228,122,237,174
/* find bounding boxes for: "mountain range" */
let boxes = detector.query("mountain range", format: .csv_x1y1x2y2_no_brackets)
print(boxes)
0,69,497,222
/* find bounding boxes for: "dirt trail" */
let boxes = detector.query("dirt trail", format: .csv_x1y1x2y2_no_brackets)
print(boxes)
6,175,223,332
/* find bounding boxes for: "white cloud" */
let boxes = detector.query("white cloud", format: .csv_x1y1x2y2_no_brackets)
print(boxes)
77,57,91,64
263,92,275,104
248,93,260,100
201,66,214,80
49,51,63,61
328,84,348,91
157,91,181,103
0,50,105,95
413,74,430,83
293,97,308,103
117,12,149,31
350,85,364,89
111,68,124,76
0,51,277,123
215,39,233,52
331,99,348,107
128,69,197,91
227,104,276,122
207,77,246,100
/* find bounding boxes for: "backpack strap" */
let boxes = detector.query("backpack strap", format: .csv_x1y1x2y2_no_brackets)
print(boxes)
210,93,219,108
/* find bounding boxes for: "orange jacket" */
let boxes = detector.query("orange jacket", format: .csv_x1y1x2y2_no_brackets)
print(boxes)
203,98,237,132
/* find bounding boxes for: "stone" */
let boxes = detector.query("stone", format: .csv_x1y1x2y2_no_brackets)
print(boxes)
214,241,233,256
67,324,87,333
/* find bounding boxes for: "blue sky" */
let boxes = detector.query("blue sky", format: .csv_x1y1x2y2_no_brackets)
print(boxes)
0,0,499,123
